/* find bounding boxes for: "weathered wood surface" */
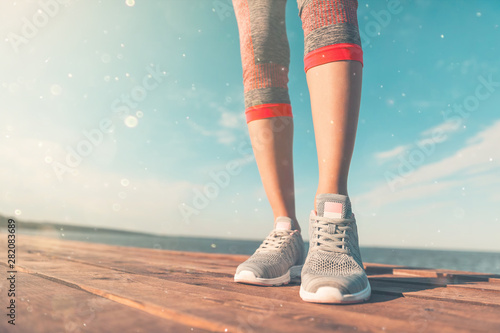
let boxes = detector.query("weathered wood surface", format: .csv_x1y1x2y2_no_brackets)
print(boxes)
0,234,499,333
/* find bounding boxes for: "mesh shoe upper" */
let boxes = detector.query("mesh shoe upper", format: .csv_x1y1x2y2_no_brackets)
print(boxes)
236,219,305,279
301,194,369,294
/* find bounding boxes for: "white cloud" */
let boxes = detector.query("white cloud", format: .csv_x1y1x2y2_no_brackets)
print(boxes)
353,121,500,251
356,120,500,211
374,120,463,164
219,109,245,129
187,101,247,146
169,84,247,146
375,145,408,162
0,136,197,235
188,120,238,145
420,120,461,139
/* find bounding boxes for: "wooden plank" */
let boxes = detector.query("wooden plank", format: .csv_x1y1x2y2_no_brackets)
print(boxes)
8,259,421,333
370,274,500,292
4,261,243,333
9,242,500,332
20,236,500,298
446,282,500,292
15,236,500,304
393,268,500,283
0,270,210,333
19,235,249,264
19,236,243,275
16,256,500,333
370,280,500,307
24,247,238,276
76,259,500,331
5,234,500,332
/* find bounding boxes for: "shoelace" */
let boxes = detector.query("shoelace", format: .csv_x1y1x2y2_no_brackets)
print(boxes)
311,216,354,254
257,230,296,251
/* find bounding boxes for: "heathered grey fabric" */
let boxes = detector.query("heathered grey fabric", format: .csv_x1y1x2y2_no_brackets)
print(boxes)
248,0,290,65
244,87,291,108
232,0,361,112
302,22,362,55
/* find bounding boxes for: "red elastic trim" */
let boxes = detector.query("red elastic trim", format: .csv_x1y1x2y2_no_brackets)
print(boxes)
245,103,293,123
304,43,363,72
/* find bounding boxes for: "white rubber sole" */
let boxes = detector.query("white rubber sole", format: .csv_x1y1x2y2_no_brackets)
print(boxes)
300,282,371,304
234,265,302,286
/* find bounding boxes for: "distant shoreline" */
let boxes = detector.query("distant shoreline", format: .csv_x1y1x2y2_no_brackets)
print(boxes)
2,215,499,255
1,215,154,237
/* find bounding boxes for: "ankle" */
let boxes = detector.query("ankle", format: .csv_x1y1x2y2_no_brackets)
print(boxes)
316,187,348,196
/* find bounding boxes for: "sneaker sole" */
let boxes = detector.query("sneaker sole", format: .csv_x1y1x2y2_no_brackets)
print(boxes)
299,282,371,304
234,265,302,286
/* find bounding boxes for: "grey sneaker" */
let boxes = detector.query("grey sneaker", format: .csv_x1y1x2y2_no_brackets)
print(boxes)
300,194,371,303
234,216,305,286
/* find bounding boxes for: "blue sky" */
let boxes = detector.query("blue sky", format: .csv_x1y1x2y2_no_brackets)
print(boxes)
1,0,499,251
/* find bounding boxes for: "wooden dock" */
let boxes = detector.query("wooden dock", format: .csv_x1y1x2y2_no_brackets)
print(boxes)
1,234,499,333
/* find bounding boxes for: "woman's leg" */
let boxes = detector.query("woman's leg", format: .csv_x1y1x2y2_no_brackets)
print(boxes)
248,117,298,230
232,0,299,230
297,0,370,304
307,61,362,206
297,0,364,207
232,0,305,286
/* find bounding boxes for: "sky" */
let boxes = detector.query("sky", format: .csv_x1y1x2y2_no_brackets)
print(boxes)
1,0,499,252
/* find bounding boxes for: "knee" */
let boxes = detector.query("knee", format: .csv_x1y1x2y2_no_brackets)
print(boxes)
298,0,363,72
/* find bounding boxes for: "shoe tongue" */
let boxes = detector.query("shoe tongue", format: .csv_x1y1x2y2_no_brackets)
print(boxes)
316,194,351,219
274,216,293,230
